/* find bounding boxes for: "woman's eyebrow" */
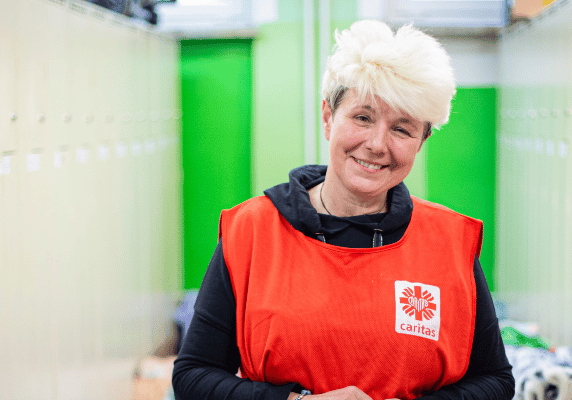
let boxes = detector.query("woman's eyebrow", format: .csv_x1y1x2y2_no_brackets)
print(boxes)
353,105,376,113
397,117,421,127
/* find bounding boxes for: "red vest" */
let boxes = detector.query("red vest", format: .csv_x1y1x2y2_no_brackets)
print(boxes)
220,196,482,400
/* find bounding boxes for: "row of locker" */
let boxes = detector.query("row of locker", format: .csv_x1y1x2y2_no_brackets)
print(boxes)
0,135,179,175
0,0,180,154
0,140,182,399
495,0,572,346
496,113,572,345
0,0,183,399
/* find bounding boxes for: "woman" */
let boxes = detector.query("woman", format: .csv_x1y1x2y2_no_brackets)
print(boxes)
172,20,515,400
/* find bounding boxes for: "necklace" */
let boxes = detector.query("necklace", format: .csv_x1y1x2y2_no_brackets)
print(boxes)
319,182,332,215
319,182,388,216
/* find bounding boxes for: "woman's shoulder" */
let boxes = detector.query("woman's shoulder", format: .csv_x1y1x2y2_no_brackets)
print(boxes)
411,196,484,256
411,196,481,224
225,195,275,216
219,196,278,236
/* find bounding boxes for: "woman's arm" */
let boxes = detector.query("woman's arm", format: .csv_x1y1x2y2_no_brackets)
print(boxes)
415,257,515,400
172,241,303,400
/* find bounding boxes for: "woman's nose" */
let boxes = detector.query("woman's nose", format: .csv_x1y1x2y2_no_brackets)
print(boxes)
365,124,390,154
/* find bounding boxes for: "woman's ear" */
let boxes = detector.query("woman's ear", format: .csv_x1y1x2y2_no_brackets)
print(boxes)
417,123,431,152
322,99,333,141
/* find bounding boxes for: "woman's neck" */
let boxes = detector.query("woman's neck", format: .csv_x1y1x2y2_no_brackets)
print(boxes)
310,179,388,217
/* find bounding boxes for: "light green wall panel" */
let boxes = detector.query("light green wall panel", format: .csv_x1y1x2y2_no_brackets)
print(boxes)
404,146,427,199
252,1,362,194
252,22,305,195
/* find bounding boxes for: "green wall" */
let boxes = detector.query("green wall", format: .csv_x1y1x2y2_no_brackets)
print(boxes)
180,39,253,289
179,3,499,291
425,87,497,289
251,22,305,194
252,1,358,195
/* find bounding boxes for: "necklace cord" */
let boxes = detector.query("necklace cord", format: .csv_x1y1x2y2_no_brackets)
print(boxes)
319,183,332,215
319,182,388,216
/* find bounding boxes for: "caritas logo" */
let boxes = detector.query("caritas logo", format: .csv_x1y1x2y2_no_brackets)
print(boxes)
394,281,440,341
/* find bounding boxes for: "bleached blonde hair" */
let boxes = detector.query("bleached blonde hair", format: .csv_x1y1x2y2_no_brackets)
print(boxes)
321,20,456,130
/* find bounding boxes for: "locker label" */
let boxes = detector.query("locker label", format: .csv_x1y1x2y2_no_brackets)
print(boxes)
98,145,110,161
116,142,126,159
558,142,567,158
27,153,41,172
131,141,142,156
2,156,10,175
54,151,68,169
76,147,89,164
145,140,155,155
546,140,554,156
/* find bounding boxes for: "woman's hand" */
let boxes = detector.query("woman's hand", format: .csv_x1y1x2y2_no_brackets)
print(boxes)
288,386,373,400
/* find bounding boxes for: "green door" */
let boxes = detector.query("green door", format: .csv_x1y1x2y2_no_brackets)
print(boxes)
181,39,253,289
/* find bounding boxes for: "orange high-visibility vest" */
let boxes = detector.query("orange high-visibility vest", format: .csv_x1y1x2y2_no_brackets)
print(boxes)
220,195,482,400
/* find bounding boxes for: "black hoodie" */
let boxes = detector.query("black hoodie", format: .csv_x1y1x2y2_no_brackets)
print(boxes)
173,165,515,400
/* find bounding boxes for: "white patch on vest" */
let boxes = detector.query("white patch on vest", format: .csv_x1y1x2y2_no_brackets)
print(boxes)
395,280,440,341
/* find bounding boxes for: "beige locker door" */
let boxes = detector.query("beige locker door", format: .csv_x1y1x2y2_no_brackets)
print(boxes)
0,0,19,152
50,146,77,398
68,3,92,148
137,29,154,354
147,34,162,295
168,39,183,294
0,154,14,398
0,153,23,399
15,150,56,398
98,16,118,144
113,21,137,359
45,0,70,150
565,18,572,333
0,160,5,392
61,6,98,398
110,20,131,358
19,0,49,153
119,24,137,144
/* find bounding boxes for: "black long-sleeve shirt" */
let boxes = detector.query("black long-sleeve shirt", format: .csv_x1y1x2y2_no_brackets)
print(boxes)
173,166,515,399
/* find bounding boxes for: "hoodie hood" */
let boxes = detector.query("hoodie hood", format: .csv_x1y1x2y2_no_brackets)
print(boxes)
264,165,413,241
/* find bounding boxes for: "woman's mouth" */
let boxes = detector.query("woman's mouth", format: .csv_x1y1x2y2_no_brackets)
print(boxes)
353,157,386,171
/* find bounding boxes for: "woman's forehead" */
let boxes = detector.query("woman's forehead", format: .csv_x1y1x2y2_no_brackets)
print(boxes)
345,92,416,119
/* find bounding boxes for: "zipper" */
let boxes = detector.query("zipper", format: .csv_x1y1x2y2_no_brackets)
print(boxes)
316,230,383,248
373,229,383,247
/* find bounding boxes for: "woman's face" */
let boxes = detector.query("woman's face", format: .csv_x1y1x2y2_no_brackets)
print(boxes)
323,89,426,198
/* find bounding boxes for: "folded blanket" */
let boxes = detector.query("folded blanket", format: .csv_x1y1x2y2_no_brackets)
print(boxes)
506,345,572,400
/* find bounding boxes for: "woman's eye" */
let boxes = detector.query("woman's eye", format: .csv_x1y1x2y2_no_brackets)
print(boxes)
355,115,371,123
394,127,411,137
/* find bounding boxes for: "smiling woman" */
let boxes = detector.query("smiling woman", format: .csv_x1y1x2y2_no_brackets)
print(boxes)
314,90,426,216
172,20,515,400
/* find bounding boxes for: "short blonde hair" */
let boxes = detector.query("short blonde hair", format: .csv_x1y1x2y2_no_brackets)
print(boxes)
321,20,456,129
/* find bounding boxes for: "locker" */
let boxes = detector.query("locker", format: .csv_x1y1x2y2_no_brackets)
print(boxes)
12,151,57,399
164,39,183,294
67,2,93,148
19,0,50,153
99,17,120,144
146,35,161,295
0,1,19,152
118,24,138,143
497,0,572,344
0,153,17,399
1,155,27,399
44,0,71,149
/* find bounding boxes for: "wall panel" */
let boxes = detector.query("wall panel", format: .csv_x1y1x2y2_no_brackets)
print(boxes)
1,1,182,399
0,0,19,152
496,0,572,346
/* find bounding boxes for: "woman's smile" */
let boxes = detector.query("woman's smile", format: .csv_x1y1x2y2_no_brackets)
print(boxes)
352,156,389,172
